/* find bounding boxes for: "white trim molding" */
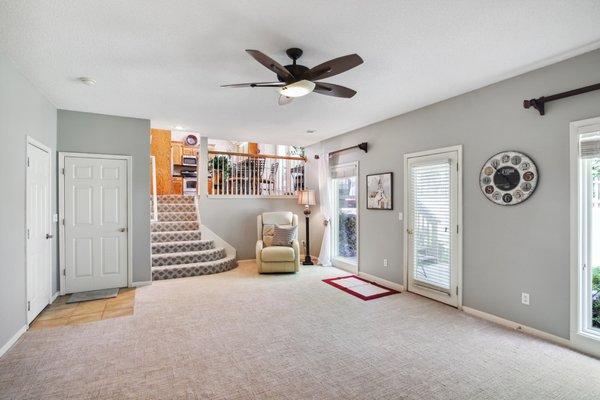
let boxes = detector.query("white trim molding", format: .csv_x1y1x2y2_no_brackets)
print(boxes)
0,326,27,359
50,291,60,304
461,307,597,356
569,116,600,359
358,271,405,292
131,281,152,288
58,152,134,295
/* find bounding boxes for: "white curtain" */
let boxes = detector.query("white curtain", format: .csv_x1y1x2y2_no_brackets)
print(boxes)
317,149,332,266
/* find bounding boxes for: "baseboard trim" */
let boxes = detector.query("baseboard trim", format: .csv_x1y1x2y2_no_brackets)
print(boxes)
131,281,152,288
358,271,405,292
0,325,27,359
462,306,570,347
50,291,60,304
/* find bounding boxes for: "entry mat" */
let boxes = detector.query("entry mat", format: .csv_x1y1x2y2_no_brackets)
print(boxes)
322,275,399,301
67,288,120,303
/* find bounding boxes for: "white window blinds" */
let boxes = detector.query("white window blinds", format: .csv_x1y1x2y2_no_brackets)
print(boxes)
330,163,357,179
580,132,600,159
409,160,452,291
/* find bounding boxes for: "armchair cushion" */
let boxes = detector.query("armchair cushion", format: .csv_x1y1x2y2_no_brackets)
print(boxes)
272,225,297,247
261,246,295,262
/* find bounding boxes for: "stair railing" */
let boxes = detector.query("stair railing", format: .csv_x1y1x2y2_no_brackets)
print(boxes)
207,150,306,197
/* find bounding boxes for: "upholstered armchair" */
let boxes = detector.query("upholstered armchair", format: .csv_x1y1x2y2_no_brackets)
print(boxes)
256,212,300,273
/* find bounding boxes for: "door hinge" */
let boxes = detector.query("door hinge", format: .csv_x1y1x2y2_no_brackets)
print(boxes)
456,225,459,234
26,228,30,239
456,162,459,171
62,218,65,226
456,286,459,296
27,301,30,311
26,157,30,167
63,269,66,276
61,167,65,175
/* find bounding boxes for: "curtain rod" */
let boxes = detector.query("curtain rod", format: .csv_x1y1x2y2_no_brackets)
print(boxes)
523,82,600,116
314,142,368,159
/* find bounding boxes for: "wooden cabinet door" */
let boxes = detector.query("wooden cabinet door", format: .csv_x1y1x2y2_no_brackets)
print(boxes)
172,177,183,195
171,142,183,165
183,147,196,156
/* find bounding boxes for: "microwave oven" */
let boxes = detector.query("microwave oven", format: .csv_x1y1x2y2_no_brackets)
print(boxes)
182,155,197,166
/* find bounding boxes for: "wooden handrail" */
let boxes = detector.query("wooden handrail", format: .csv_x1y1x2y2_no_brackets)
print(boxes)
208,150,306,161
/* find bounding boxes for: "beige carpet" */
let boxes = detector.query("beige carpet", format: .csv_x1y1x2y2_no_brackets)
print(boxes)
1,261,599,399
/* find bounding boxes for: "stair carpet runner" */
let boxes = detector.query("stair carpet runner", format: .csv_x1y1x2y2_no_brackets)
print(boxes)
151,195,236,280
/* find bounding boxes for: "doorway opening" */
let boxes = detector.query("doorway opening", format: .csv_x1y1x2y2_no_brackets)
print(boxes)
331,162,359,274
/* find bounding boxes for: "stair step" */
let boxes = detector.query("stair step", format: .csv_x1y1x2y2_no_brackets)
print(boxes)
151,230,202,243
152,248,226,267
151,221,199,233
152,239,214,254
157,212,197,222
156,195,195,204
157,203,196,213
152,256,237,280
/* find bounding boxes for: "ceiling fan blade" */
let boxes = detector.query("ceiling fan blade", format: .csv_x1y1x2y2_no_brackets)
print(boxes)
278,95,294,106
313,82,357,98
221,81,285,88
245,50,294,80
308,54,363,81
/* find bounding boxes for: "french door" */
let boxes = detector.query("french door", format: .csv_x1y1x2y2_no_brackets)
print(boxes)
571,117,600,355
405,147,462,307
331,162,359,273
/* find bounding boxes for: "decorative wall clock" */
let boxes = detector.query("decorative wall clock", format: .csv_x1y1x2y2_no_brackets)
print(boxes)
479,151,538,206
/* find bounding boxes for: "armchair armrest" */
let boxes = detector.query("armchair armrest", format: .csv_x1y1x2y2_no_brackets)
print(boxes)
292,239,300,272
256,240,264,272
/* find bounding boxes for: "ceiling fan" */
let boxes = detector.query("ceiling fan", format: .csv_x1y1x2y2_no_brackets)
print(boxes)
221,48,363,105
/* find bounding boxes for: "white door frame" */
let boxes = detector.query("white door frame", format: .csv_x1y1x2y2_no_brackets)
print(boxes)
58,152,133,294
570,116,600,358
403,145,463,308
330,161,360,274
25,136,53,321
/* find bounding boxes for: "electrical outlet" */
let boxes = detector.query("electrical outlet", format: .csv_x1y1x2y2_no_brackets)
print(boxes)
398,212,403,221
383,258,388,267
521,292,530,306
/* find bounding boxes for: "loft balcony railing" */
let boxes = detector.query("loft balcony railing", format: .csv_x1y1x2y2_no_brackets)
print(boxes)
207,150,306,197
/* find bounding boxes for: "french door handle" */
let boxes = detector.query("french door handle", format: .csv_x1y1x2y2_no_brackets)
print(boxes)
119,228,127,233
407,228,414,235
45,234,53,239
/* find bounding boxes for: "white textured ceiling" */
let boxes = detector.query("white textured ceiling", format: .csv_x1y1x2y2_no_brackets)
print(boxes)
1,1,600,146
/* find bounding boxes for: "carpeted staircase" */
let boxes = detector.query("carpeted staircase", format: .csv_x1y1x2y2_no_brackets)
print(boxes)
151,195,237,280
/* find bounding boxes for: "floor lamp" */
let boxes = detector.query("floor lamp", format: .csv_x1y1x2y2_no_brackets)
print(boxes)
298,189,316,265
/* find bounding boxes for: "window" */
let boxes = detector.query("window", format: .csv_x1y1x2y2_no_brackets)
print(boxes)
571,117,600,357
331,162,358,272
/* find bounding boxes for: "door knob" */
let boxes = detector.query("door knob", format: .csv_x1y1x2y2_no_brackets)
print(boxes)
119,228,127,232
407,228,414,235
45,233,53,239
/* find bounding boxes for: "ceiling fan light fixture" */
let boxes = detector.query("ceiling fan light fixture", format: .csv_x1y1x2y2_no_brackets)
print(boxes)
278,80,315,98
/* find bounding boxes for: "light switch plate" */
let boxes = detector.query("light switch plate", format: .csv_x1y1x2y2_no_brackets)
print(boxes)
53,214,58,222
398,212,403,221
521,292,530,305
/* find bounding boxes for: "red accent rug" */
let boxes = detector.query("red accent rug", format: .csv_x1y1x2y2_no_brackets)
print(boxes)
322,275,399,301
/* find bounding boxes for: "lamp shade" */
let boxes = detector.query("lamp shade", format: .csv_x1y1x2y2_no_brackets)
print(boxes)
298,189,316,206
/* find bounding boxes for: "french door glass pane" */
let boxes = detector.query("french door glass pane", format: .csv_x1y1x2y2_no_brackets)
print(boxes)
587,157,600,330
410,161,451,290
334,176,357,263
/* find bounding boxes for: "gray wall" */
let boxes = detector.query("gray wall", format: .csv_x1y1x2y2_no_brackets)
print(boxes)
57,110,151,283
308,49,600,339
0,53,57,349
198,138,321,260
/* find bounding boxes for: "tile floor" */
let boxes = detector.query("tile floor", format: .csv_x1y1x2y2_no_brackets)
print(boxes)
29,288,135,329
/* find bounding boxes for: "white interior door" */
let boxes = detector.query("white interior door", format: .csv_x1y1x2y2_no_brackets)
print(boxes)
26,140,52,323
63,155,128,293
406,148,461,307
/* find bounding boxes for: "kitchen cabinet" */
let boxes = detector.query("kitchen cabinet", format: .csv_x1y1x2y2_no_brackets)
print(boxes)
150,129,172,195
172,177,183,195
171,141,184,165
183,147,197,157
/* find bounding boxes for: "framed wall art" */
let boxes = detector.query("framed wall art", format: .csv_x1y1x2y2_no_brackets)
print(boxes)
367,172,393,210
